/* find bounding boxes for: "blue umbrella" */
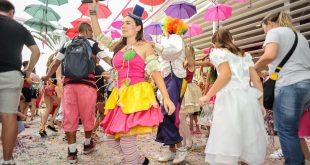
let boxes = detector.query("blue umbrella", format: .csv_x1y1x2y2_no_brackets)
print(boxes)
164,1,196,19
38,0,68,6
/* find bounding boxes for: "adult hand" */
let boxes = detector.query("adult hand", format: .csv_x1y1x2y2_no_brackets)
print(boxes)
23,68,32,78
163,97,175,116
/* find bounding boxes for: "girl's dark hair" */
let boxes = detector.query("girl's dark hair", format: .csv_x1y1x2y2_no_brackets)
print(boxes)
113,17,144,55
212,29,244,56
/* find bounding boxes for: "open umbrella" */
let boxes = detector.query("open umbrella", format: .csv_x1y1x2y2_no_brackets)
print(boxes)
203,48,210,55
122,7,148,20
139,0,165,11
184,23,202,45
79,3,111,19
145,22,162,42
164,1,196,19
66,27,78,39
103,29,121,39
204,4,232,30
24,4,61,21
111,20,122,29
38,0,68,6
71,18,91,28
145,23,162,35
24,18,56,32
204,4,232,22
143,33,153,41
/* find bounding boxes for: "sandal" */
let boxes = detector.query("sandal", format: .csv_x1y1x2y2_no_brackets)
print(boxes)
47,125,58,132
39,129,47,138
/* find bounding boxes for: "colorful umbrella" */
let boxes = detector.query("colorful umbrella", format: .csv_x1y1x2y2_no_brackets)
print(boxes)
184,23,202,38
24,4,60,21
111,20,122,29
204,4,232,22
143,33,153,41
66,27,78,39
24,18,56,32
164,1,196,19
103,29,121,39
203,48,210,55
79,3,111,19
122,7,148,20
139,0,165,11
38,0,68,6
184,23,203,45
144,22,162,35
70,18,91,28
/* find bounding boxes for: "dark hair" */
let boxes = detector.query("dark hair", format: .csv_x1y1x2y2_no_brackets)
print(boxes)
78,22,91,33
212,29,244,56
113,16,144,55
0,0,14,13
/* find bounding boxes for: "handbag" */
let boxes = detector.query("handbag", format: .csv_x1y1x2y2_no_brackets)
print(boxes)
263,31,298,109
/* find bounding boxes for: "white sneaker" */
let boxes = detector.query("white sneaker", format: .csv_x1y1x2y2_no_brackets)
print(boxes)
158,152,176,162
172,147,187,164
270,149,284,160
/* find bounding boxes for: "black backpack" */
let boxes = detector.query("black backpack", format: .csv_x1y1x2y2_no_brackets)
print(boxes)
62,37,95,79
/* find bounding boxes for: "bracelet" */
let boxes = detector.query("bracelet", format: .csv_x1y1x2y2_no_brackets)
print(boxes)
89,10,97,15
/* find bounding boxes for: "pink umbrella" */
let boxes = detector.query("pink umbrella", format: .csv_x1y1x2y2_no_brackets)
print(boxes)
71,17,90,28
184,23,202,45
204,4,232,22
104,29,121,39
111,20,122,29
203,48,210,55
184,23,202,38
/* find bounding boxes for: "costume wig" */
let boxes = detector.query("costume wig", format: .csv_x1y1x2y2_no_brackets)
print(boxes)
160,16,188,35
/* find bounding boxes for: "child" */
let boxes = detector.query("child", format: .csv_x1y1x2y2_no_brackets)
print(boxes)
199,29,267,165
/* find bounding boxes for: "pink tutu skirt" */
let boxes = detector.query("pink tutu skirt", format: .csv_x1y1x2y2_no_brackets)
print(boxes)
298,108,310,137
101,106,163,138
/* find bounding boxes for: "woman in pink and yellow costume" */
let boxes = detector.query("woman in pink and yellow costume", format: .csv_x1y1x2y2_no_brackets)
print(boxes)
89,1,175,164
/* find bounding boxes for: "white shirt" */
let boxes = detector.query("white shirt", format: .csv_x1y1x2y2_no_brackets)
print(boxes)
263,27,310,88
155,34,186,78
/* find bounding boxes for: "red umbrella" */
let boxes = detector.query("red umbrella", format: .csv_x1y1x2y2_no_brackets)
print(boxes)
139,0,165,11
78,3,111,19
122,7,148,20
70,17,91,27
139,0,165,6
66,27,78,39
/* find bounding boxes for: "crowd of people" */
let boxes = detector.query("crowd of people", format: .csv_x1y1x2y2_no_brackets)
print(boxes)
0,0,309,165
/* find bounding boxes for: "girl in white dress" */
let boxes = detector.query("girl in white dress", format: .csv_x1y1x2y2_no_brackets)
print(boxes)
199,29,267,165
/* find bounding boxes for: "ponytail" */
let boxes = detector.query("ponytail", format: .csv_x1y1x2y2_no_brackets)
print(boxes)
262,11,297,31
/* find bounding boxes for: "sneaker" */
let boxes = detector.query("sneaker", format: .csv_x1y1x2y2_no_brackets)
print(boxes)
270,149,283,160
83,139,96,154
1,159,16,165
67,148,78,164
158,152,176,162
172,147,187,164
